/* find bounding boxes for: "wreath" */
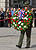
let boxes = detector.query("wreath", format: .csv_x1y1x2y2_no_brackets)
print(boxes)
11,9,32,31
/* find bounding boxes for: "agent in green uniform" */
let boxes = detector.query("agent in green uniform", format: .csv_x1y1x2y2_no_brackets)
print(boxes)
16,1,33,48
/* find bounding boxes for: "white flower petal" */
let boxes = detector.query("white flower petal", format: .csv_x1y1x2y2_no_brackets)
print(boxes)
24,17,28,20
21,23,23,25
22,17,23,19
15,24,17,26
17,17,18,19
17,28,19,29
27,10,29,12
24,26,26,28
13,17,16,19
15,14,16,15
13,22,15,24
27,15,28,17
18,21,21,24
19,26,21,28
25,12,27,13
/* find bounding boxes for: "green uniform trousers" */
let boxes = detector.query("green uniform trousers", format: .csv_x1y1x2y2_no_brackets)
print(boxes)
18,27,31,47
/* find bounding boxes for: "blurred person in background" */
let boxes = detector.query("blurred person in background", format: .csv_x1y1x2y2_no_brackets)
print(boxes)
7,8,9,13
30,8,34,27
0,9,1,14
0,9,1,27
11,8,14,28
4,10,9,27
8,10,12,27
1,9,4,27
1,8,4,12
11,8,14,16
0,9,1,16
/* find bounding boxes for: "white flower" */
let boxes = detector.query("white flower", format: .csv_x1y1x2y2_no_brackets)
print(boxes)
18,21,21,24
19,26,21,28
24,26,26,28
15,14,16,15
17,17,18,19
25,12,27,13
17,28,19,29
15,24,17,26
13,17,16,19
24,17,28,20
13,22,15,24
27,10,29,12
21,23,23,25
22,17,23,19
27,15,28,17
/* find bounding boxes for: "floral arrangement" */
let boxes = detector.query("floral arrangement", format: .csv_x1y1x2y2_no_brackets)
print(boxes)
11,9,32,31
